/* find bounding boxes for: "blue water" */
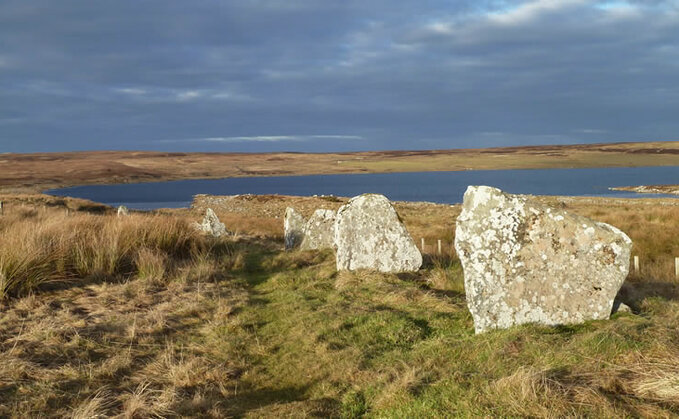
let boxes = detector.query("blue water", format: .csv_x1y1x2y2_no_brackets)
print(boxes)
46,166,679,210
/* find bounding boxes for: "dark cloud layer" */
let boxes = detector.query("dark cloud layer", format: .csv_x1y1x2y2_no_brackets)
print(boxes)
1,0,678,152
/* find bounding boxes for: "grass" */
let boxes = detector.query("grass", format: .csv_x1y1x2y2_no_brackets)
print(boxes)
1,194,679,416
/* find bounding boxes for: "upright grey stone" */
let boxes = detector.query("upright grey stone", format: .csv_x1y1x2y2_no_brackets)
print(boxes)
284,207,306,250
197,208,229,237
334,194,422,272
455,186,632,334
300,209,336,250
117,205,129,217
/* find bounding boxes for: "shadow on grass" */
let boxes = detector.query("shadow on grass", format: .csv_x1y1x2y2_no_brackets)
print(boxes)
222,384,340,417
616,279,679,312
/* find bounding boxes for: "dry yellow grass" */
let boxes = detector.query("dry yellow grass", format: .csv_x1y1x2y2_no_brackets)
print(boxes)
1,193,679,416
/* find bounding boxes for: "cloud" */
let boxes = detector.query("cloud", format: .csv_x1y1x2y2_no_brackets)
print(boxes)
1,0,678,152
160,135,364,143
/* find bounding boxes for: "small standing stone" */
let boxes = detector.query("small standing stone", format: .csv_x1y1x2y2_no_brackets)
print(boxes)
196,208,230,237
334,194,422,273
300,209,336,250
284,207,306,250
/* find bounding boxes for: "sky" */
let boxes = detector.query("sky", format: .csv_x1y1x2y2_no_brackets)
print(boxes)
1,0,678,153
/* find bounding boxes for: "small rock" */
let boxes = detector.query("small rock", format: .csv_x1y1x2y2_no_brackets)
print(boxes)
612,301,632,314
455,186,633,333
334,194,422,272
300,209,336,250
284,207,306,250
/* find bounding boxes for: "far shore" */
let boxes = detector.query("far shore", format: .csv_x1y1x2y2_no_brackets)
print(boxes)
2,140,679,194
611,184,679,196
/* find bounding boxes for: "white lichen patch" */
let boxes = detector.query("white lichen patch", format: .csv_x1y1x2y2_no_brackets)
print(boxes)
335,194,422,273
455,186,632,334
300,209,336,250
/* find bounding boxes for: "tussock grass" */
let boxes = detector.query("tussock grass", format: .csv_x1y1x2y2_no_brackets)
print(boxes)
2,195,679,416
0,211,209,297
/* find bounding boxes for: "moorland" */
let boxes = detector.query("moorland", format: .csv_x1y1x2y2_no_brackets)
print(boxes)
1,193,679,416
2,141,679,193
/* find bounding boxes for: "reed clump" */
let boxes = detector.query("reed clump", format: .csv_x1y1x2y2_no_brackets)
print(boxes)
0,211,209,298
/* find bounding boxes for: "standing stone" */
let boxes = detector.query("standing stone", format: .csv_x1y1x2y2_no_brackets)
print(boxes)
197,208,229,237
455,186,632,334
300,209,336,250
117,205,129,217
284,207,306,250
334,194,422,272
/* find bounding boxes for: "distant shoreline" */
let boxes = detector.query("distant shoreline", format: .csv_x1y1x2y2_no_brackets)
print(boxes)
1,141,679,194
610,185,679,196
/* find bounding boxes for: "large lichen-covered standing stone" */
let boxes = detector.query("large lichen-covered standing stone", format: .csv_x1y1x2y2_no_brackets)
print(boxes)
334,194,422,272
300,209,336,250
284,207,306,250
455,186,632,334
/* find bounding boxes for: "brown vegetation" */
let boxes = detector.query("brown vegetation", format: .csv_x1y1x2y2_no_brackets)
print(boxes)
1,193,679,416
3,140,679,193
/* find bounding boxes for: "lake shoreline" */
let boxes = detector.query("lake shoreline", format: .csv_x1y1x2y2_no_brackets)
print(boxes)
44,166,679,210
610,184,679,196
1,140,679,194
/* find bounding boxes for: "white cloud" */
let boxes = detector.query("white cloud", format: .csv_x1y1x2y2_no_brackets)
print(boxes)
487,0,587,25
158,135,364,143
115,87,147,95
202,135,363,142
175,90,202,101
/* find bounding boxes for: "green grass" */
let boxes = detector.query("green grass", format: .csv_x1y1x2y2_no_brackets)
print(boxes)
2,201,679,416
186,249,678,417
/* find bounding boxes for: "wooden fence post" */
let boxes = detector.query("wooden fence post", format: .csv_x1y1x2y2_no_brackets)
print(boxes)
633,256,640,274
675,257,679,280
0,201,3,216
437,239,442,255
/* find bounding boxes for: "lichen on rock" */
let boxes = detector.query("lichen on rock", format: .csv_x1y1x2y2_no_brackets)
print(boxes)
455,186,632,334
284,207,306,250
300,209,336,250
195,208,230,237
334,194,422,273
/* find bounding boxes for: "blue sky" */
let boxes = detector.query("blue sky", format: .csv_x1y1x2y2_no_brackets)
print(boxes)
1,0,678,153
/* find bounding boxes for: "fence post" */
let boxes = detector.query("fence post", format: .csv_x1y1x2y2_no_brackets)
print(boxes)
421,238,425,253
0,200,3,215
675,257,679,280
633,256,640,274
437,239,442,255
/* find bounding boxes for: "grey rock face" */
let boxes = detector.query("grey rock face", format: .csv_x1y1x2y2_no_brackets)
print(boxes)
284,207,306,250
334,194,422,272
197,208,229,237
300,209,336,250
117,205,129,217
455,186,632,334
